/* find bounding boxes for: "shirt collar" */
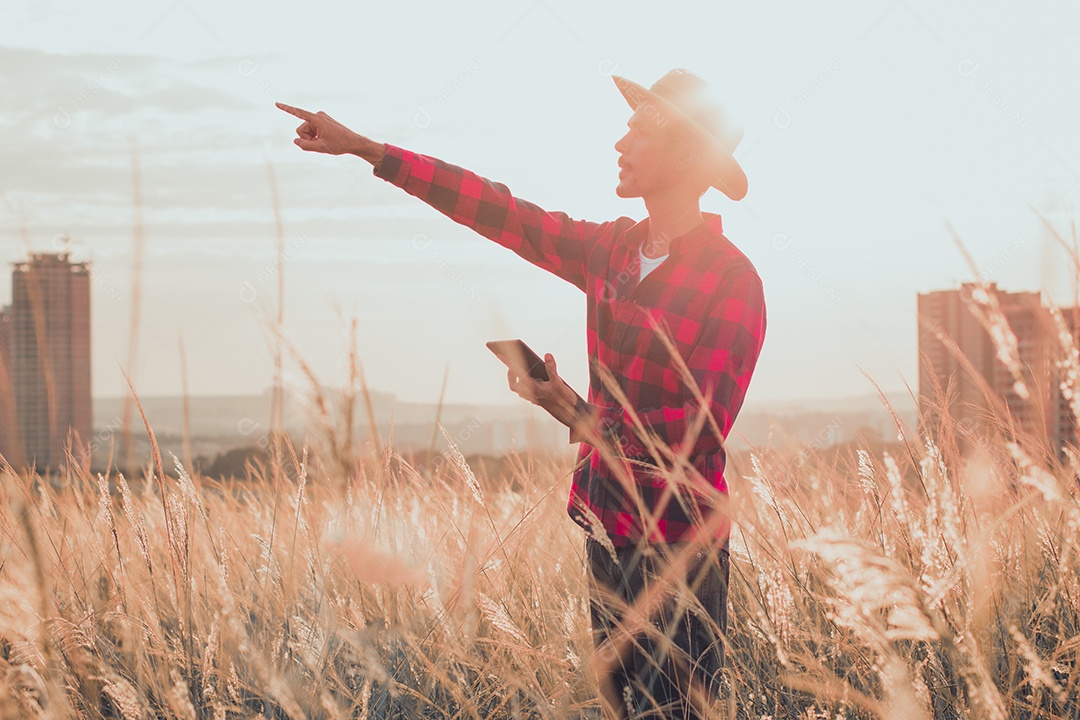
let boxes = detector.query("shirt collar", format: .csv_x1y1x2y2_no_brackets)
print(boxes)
621,213,724,256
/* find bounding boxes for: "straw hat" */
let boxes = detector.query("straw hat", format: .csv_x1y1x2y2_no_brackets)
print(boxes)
612,69,747,201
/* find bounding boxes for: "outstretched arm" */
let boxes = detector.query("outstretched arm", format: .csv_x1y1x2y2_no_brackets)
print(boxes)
277,101,618,291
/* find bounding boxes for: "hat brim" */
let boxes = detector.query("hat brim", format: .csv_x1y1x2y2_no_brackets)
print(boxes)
612,75,747,201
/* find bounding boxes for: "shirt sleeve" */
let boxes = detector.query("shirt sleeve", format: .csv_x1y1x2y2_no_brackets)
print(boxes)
374,143,613,292
594,267,767,457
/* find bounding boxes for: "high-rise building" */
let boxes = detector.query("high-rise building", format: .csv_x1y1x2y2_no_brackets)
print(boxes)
0,305,17,466
0,253,92,469
918,282,1079,461
0,306,9,362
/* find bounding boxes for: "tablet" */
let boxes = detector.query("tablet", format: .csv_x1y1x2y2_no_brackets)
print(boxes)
486,339,587,406
486,339,550,381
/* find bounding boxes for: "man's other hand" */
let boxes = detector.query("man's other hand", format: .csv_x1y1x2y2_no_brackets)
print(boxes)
508,353,590,430
276,102,379,159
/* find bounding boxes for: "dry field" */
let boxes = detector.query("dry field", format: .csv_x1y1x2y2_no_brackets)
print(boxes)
0,379,1078,720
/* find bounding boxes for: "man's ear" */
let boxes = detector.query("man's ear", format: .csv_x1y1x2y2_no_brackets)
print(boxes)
673,142,705,176
673,145,713,194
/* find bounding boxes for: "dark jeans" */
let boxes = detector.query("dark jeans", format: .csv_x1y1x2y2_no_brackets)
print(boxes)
586,537,730,719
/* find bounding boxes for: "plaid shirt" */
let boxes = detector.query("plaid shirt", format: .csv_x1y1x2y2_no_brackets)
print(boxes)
374,144,767,547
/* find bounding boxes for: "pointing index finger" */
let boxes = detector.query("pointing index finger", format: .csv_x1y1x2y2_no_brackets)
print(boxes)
276,101,315,121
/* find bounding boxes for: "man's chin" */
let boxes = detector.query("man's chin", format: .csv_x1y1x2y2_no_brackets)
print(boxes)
615,182,640,199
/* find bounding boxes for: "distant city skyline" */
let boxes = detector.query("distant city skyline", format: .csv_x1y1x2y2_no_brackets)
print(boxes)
1,2,1078,409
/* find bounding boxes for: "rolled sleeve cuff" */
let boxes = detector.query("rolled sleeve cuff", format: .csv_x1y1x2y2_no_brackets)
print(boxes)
372,143,411,185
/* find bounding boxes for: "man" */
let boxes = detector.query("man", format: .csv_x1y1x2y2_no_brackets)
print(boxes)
278,67,766,719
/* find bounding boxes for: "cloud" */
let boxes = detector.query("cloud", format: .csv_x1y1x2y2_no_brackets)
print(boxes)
0,46,251,123
0,46,390,225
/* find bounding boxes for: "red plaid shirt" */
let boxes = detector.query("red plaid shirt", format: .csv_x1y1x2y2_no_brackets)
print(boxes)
374,144,767,547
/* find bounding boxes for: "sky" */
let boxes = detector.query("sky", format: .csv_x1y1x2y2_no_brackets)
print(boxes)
0,0,1078,409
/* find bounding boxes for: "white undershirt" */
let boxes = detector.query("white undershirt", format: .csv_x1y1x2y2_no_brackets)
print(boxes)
639,246,669,281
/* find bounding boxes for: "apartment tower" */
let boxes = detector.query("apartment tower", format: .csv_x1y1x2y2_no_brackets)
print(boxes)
0,253,92,469
918,282,1078,460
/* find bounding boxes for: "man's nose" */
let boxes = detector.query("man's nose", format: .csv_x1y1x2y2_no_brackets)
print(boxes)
614,134,628,154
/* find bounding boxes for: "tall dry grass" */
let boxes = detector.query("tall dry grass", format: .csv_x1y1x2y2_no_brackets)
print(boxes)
1,324,1079,719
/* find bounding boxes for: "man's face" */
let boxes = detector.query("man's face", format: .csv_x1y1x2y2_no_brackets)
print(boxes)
614,105,680,199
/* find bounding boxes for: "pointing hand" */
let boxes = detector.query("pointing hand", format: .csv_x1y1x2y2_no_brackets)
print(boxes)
276,101,362,156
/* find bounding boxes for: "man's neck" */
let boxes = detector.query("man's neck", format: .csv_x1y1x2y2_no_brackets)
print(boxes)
642,193,705,259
